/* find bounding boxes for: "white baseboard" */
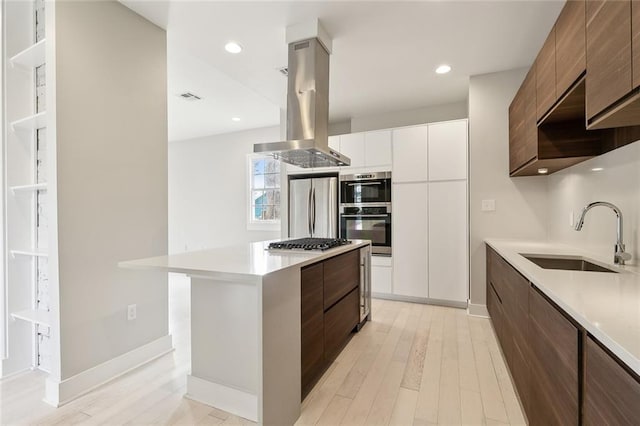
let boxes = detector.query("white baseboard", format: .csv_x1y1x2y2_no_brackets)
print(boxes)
372,293,468,310
467,303,489,318
186,374,258,423
44,334,173,407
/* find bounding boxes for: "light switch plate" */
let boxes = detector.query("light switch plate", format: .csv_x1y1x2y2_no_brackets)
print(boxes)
481,199,496,212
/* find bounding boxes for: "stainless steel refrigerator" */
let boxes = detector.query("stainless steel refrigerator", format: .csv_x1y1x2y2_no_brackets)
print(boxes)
289,175,338,238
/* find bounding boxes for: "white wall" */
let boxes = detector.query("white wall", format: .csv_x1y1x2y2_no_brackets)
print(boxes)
547,142,640,264
169,126,281,254
468,69,548,309
350,101,468,133
54,0,168,379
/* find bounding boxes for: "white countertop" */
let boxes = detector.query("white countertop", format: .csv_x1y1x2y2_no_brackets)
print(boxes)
120,240,370,282
485,238,640,375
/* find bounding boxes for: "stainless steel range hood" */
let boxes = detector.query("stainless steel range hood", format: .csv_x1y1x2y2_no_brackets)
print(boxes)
253,38,350,168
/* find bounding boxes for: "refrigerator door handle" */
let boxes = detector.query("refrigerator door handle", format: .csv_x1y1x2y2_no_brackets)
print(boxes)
308,187,313,236
312,187,317,235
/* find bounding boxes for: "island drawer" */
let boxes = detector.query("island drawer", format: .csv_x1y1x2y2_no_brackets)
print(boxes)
323,249,359,310
324,287,359,362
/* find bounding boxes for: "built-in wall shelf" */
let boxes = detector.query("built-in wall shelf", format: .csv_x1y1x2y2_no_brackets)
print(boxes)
11,111,47,131
10,249,48,258
10,183,48,194
10,39,46,69
11,309,52,328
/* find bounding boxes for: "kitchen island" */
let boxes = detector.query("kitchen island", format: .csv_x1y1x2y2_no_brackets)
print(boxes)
120,239,371,425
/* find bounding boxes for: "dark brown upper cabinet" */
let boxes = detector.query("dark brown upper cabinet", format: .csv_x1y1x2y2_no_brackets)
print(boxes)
509,69,537,174
586,0,634,127
556,0,586,99
508,0,640,176
509,75,603,176
536,26,557,121
633,0,640,89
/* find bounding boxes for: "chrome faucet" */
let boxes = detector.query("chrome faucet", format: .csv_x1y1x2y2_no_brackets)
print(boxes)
575,201,632,265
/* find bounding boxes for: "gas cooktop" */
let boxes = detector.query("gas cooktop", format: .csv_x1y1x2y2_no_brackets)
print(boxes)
267,238,352,251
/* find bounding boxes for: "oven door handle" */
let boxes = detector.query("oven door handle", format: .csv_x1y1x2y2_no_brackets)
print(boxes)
341,214,389,218
347,182,382,186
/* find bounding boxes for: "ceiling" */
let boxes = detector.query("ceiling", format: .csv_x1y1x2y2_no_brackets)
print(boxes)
122,0,564,142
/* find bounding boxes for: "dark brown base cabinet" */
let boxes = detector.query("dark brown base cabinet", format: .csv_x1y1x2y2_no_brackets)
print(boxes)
486,245,640,425
528,287,579,426
301,248,361,399
584,337,640,425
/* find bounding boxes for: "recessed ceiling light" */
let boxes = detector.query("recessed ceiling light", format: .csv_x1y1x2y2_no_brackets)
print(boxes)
224,41,243,54
591,167,604,172
435,64,452,74
537,168,549,174
232,117,241,122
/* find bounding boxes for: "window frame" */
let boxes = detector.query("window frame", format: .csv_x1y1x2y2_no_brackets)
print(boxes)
246,154,282,231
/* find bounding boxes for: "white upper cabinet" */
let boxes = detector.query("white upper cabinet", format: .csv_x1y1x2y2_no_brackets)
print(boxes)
428,120,468,181
428,180,468,303
392,182,428,298
328,135,340,152
338,133,366,168
392,125,428,183
364,130,392,167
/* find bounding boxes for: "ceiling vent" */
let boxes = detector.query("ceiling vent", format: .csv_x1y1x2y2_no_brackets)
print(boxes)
277,67,289,77
178,92,202,101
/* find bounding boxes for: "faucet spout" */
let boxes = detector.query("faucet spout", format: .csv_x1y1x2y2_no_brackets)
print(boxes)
574,201,631,265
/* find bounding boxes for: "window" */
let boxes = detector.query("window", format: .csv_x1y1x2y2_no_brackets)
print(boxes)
248,155,281,229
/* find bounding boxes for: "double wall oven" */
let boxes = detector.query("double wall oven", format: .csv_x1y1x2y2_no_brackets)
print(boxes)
339,172,392,255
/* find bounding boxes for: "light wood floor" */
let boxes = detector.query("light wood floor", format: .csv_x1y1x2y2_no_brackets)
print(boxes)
0,278,525,425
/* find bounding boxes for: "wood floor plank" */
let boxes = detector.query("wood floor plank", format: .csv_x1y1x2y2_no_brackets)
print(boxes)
339,305,410,426
400,305,431,391
413,306,445,425
1,294,526,426
460,389,485,426
296,327,371,425
364,360,406,425
457,312,481,394
388,387,418,426
315,394,352,426
437,308,462,425
481,322,527,426
195,414,226,425
468,318,509,424
335,342,382,399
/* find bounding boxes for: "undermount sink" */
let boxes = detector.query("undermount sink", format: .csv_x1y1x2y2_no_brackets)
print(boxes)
521,254,618,273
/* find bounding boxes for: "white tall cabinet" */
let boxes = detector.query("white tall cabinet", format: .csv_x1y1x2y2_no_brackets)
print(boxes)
391,120,468,306
285,120,468,306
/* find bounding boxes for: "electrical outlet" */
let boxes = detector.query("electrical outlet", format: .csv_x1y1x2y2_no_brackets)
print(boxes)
127,304,137,321
481,199,496,212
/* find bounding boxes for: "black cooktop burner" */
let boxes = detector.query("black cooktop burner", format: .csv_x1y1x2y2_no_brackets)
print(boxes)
268,238,352,251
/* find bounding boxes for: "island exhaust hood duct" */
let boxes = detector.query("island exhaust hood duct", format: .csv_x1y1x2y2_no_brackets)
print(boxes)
253,37,350,168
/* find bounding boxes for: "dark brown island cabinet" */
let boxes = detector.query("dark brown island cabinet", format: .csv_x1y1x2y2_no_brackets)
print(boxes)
508,0,640,176
301,248,360,399
486,245,640,425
